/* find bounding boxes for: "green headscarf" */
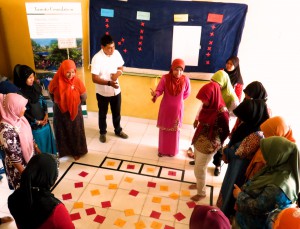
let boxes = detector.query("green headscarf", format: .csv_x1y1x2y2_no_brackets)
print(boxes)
244,136,299,202
211,70,238,109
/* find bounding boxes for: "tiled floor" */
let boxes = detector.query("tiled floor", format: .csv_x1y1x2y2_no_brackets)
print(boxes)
0,112,227,229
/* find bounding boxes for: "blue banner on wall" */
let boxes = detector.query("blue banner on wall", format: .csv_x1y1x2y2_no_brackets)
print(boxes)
90,0,247,73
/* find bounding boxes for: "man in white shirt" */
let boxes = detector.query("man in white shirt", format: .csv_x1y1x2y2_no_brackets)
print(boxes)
91,34,128,143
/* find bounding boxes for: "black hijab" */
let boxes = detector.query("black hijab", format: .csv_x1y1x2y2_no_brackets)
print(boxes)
8,154,60,229
243,81,268,101
14,64,41,103
229,99,269,146
224,56,244,86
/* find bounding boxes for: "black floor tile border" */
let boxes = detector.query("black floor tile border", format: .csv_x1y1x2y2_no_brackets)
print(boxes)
52,156,214,205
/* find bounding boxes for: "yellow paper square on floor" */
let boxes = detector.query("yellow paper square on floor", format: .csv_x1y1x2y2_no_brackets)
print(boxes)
135,220,146,229
160,185,169,191
181,190,191,196
108,183,118,189
152,196,162,203
124,209,135,216
114,218,126,227
107,161,116,166
150,221,162,229
124,177,133,183
105,175,114,180
169,192,179,200
147,167,155,173
161,205,171,212
90,189,100,196
73,202,84,209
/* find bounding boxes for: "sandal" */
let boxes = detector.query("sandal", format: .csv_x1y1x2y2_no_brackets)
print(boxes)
158,153,163,157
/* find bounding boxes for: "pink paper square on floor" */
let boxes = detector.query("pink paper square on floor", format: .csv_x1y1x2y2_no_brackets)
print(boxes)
70,212,81,221
101,201,111,208
150,210,161,219
78,171,88,177
86,207,96,215
62,193,72,200
174,212,186,221
168,171,176,176
94,215,106,224
129,189,139,196
147,181,156,188
74,182,83,188
127,164,135,169
186,201,197,208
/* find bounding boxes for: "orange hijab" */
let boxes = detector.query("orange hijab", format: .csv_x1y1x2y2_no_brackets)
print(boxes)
245,116,295,180
48,60,86,121
166,58,186,96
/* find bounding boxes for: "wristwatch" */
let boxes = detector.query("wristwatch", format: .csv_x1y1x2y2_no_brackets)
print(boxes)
107,81,111,86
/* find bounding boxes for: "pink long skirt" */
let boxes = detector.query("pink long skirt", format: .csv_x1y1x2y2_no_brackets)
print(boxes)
158,129,180,156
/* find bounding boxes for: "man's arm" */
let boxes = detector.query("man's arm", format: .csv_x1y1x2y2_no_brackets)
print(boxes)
92,74,119,89
110,66,124,81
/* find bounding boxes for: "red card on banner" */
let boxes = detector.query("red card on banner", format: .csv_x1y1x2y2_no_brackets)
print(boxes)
173,212,186,221
94,215,106,224
150,210,161,219
147,181,156,188
70,212,81,221
62,193,72,200
74,182,83,188
207,13,223,23
86,207,96,215
186,201,197,208
78,171,88,177
101,201,111,208
129,189,139,197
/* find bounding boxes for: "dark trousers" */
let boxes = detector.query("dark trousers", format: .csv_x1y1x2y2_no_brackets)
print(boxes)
96,93,122,135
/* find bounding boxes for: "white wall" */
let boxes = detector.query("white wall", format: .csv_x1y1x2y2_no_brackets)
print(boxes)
196,0,300,142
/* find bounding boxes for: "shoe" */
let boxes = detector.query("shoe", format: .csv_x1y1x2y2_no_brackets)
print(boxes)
214,167,221,176
189,160,195,165
100,134,106,143
158,153,163,157
116,131,128,139
187,147,194,159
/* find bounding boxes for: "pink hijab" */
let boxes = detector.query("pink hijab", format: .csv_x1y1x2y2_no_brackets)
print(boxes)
0,93,33,163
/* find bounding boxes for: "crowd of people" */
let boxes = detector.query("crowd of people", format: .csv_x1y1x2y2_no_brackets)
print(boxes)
0,34,299,228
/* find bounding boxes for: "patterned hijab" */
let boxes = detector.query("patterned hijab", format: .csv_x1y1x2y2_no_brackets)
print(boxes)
192,81,229,143
224,56,243,86
48,60,86,121
0,93,33,163
211,70,238,109
243,81,268,100
245,136,300,202
165,58,186,96
8,154,60,229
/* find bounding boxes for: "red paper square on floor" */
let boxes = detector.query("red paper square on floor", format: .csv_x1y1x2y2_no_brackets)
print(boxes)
62,193,72,200
101,201,111,208
186,201,197,208
147,181,156,188
150,210,161,219
74,182,83,188
164,225,175,229
173,212,186,221
86,207,96,215
78,171,88,177
129,189,139,197
70,212,81,221
168,171,176,176
127,164,135,169
94,215,106,224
